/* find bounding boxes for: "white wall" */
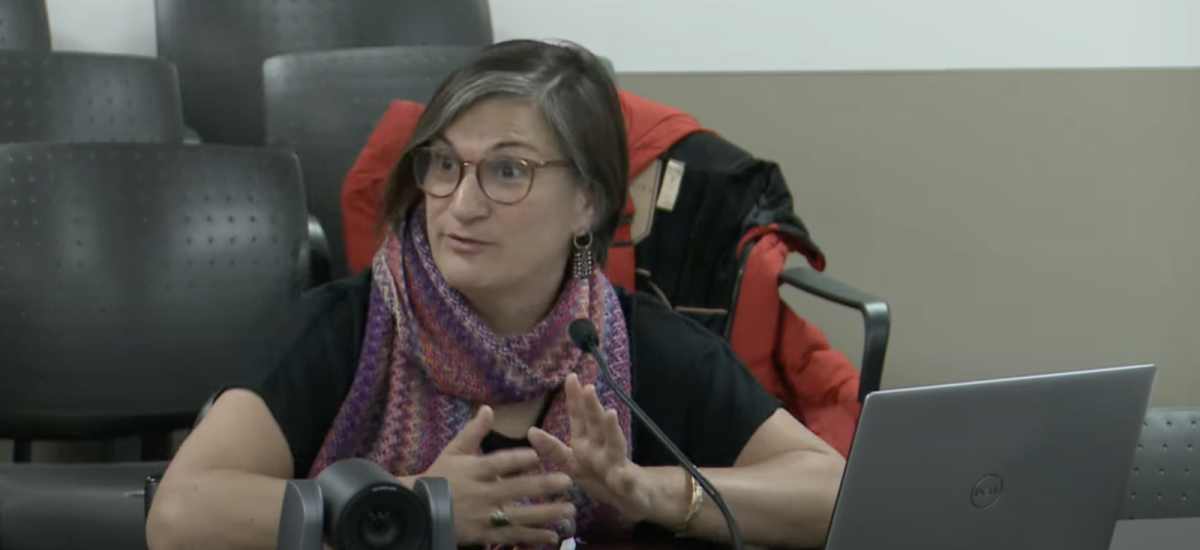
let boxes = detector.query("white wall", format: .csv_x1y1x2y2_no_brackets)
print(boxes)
46,0,1200,71
45,0,155,57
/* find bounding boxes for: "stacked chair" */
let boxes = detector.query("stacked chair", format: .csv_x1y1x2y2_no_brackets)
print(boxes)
1119,407,1200,520
0,143,318,550
0,0,49,51
155,0,492,146
0,2,493,550
0,50,183,144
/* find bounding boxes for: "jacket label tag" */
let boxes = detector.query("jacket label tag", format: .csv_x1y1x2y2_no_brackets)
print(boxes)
655,159,685,211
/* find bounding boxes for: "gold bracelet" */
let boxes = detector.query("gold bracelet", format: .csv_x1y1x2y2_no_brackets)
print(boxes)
679,471,704,533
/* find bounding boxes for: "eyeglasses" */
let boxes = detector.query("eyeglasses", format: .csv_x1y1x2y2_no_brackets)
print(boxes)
412,146,573,205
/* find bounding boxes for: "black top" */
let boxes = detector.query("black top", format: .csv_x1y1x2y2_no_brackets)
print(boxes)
246,270,780,536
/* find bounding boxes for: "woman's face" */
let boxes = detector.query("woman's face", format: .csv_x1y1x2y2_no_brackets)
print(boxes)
423,97,595,300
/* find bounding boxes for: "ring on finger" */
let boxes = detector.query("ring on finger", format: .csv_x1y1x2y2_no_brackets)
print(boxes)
489,507,512,528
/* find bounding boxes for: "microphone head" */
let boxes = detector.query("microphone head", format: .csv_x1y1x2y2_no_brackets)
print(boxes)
568,318,600,350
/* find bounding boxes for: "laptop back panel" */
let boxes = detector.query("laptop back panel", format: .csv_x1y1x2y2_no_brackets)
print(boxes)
824,364,1155,550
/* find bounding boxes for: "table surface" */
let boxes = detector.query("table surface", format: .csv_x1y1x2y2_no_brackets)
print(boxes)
579,517,1200,550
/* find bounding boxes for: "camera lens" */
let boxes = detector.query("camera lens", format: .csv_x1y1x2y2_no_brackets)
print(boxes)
360,509,401,547
317,459,431,550
335,488,428,550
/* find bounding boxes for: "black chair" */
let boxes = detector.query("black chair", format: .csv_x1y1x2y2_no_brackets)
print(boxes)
0,142,328,550
0,51,184,143
0,143,326,458
0,462,163,550
779,268,889,402
1120,407,1200,520
155,0,492,146
264,45,480,277
0,0,50,51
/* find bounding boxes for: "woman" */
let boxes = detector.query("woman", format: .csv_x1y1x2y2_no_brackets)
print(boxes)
146,40,845,550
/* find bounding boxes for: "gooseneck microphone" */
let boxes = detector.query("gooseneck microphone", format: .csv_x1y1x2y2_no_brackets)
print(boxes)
568,319,745,550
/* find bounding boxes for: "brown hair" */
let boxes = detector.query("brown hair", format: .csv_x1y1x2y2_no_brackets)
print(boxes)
379,39,628,265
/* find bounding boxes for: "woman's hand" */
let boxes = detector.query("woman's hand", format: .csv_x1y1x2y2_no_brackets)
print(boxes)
528,374,654,523
421,406,576,546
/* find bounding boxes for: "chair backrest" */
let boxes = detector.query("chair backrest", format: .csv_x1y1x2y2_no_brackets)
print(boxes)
1120,407,1200,519
264,45,479,276
0,143,313,441
0,0,50,51
0,51,184,143
154,0,492,146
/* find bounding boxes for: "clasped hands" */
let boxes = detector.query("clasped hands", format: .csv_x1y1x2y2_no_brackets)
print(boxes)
419,374,654,546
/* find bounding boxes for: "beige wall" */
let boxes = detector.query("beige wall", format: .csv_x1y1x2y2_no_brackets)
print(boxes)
618,68,1200,407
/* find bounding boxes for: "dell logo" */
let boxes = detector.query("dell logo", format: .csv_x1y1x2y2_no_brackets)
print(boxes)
971,475,1004,508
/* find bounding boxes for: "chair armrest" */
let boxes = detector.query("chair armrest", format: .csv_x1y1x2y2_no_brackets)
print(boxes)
778,267,890,402
307,214,333,287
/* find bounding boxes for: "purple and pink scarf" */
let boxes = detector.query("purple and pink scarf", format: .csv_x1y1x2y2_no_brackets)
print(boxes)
308,211,634,540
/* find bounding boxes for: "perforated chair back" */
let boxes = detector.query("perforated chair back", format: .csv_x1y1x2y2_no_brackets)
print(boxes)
155,0,492,146
0,51,184,143
0,143,313,442
1120,407,1200,519
264,45,478,276
0,0,50,51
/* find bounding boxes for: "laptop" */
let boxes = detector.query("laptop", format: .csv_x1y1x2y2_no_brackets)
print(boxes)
824,364,1156,550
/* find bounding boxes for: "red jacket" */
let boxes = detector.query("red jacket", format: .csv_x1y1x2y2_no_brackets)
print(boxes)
340,90,861,456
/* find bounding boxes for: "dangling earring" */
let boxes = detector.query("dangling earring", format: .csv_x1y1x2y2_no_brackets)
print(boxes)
572,231,594,280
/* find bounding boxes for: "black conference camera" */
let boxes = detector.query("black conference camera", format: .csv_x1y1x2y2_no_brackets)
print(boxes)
277,458,455,550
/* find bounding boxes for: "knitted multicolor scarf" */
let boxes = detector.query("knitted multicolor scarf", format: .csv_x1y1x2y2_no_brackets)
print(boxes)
308,211,634,541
